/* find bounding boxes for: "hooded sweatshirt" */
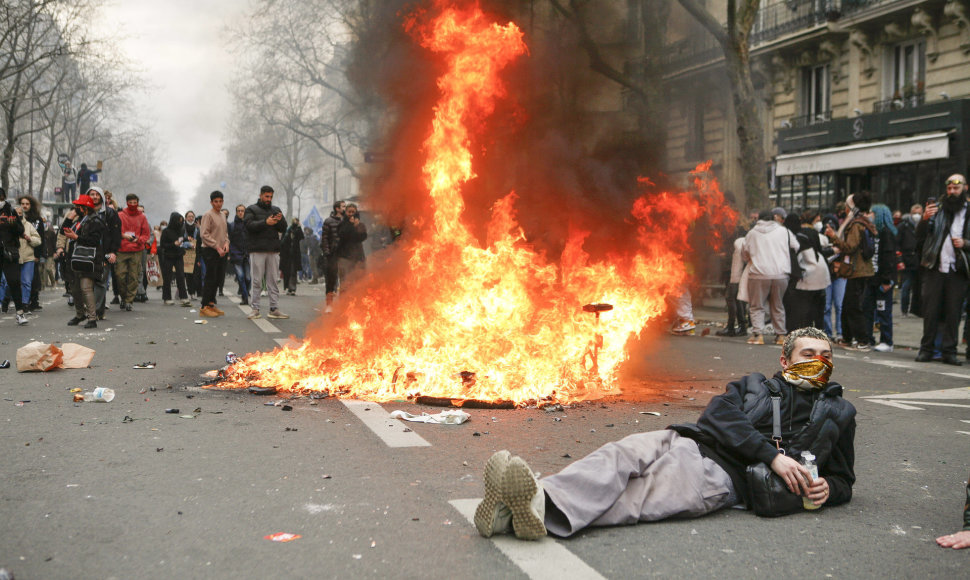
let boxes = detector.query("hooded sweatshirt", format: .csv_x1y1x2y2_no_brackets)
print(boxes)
119,205,151,253
742,220,800,280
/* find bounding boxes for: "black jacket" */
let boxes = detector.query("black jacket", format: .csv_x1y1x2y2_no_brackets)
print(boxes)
896,219,919,270
335,218,367,262
96,205,122,254
70,212,108,278
321,213,341,257
244,202,286,253
0,201,25,262
159,213,186,260
228,216,249,264
875,227,900,286
916,201,970,275
671,372,856,510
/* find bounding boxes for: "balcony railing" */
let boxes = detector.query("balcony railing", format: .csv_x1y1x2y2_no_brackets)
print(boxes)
872,92,926,113
750,0,838,45
789,109,832,127
662,34,722,73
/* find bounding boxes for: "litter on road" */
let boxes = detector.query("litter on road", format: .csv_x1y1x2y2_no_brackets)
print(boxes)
390,409,471,424
264,532,302,542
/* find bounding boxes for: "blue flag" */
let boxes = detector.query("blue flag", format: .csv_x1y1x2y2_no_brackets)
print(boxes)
303,206,324,237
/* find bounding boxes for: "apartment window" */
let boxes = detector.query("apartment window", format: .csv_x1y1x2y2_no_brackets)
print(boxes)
800,64,830,124
891,40,925,99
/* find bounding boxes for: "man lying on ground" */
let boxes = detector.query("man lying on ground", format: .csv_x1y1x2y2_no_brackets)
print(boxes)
474,326,856,540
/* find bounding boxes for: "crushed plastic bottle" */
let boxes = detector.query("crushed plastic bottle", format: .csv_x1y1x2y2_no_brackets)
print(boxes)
82,387,115,403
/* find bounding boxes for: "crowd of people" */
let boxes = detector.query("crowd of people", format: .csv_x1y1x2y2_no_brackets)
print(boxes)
712,174,970,363
0,184,383,327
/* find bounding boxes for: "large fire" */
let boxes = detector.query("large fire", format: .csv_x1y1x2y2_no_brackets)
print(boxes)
211,1,736,405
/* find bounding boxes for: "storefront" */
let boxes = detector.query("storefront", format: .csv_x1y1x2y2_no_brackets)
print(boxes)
772,99,970,213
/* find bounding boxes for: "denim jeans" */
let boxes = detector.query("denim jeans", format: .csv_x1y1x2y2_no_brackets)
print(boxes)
234,260,251,302
824,277,847,337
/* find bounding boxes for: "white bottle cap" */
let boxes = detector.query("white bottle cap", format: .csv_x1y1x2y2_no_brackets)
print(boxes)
801,451,815,461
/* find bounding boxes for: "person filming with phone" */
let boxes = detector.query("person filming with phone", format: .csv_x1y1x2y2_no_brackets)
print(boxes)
914,175,970,365
243,185,289,320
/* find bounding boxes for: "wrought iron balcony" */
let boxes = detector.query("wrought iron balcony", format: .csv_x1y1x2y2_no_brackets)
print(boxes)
789,110,833,127
872,91,926,113
750,0,836,46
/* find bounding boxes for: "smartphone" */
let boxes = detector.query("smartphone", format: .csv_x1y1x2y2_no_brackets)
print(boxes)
927,197,937,205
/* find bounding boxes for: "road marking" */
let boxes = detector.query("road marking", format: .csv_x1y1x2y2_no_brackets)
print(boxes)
957,431,970,436
865,400,927,410
274,337,301,348
868,359,918,370
862,386,970,400
449,499,606,580
340,400,431,447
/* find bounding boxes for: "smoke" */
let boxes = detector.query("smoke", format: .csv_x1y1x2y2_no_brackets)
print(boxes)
347,0,667,261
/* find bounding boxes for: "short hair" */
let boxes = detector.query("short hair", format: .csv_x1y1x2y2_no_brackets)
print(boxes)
236,204,246,211
853,191,872,212
126,193,139,202
910,203,923,214
210,190,224,201
757,209,772,221
260,185,274,194
801,208,820,223
346,202,358,210
333,200,344,211
782,327,832,360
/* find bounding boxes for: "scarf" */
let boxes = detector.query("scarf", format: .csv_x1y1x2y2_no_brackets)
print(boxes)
781,357,833,391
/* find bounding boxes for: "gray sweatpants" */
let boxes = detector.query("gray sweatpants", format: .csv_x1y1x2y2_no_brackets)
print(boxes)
249,252,280,312
541,430,736,537
746,277,788,335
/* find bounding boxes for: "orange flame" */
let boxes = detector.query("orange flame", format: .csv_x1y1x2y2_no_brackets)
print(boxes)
211,2,737,405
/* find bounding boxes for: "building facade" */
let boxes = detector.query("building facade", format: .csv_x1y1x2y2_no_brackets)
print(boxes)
663,0,970,212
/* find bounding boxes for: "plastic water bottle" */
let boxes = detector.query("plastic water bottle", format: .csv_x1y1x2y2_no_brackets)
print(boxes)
801,451,820,510
82,387,115,403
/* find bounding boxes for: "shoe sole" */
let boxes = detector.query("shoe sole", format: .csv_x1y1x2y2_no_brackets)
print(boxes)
267,314,289,319
504,457,546,540
474,451,511,538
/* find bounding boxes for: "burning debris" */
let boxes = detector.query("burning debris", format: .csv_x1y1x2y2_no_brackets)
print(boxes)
208,2,736,406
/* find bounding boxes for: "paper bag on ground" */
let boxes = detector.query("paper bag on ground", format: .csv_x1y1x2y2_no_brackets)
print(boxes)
60,343,95,369
16,342,64,372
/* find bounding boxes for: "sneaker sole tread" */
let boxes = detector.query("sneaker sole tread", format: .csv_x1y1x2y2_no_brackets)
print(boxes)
504,458,546,540
474,450,510,538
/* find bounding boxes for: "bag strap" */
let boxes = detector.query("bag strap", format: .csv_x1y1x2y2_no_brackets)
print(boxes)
764,378,784,453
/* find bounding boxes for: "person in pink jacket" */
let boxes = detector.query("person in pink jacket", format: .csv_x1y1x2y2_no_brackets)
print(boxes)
116,194,151,311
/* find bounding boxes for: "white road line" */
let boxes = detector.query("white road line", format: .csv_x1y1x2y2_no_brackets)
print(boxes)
868,359,918,370
274,337,301,348
862,386,970,400
938,373,970,380
340,400,431,447
449,499,606,580
865,400,926,410
957,431,970,436
235,301,280,333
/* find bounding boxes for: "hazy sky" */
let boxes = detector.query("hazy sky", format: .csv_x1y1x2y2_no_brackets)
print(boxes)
106,0,245,203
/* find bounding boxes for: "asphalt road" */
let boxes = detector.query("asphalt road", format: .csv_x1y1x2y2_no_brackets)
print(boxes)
1,285,968,579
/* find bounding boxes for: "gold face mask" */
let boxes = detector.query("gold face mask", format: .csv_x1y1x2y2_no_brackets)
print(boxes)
782,357,833,390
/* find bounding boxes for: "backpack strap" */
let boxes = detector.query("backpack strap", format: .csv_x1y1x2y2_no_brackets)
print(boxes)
764,378,784,453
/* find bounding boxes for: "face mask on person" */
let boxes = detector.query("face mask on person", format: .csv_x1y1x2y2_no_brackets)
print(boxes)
782,357,833,390
912,214,922,225
813,221,823,232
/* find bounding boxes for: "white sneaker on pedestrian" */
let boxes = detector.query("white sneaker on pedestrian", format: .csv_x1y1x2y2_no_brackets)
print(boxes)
874,343,894,352
267,309,289,319
671,318,696,333
163,300,174,306
16,312,28,326
247,309,261,320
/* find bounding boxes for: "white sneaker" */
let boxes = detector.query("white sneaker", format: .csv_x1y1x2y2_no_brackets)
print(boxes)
163,300,174,305
16,313,28,326
671,318,696,333
474,451,513,538
502,456,546,540
874,343,894,352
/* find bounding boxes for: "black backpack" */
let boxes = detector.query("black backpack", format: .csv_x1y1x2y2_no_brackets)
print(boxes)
859,224,876,261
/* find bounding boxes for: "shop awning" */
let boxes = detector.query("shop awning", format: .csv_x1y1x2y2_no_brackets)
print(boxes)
774,132,950,176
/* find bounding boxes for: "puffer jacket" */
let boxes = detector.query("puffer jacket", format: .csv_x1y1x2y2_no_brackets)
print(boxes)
321,213,341,257
228,216,249,264
17,217,41,262
244,201,287,253
0,201,24,262
670,372,856,509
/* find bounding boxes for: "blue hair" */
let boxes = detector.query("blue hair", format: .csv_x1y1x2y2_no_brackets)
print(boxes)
871,204,897,236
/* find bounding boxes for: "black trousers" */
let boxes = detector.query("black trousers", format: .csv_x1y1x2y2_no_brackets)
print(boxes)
160,255,188,301
1,256,22,311
841,276,870,345
200,247,226,307
788,288,825,332
919,268,969,357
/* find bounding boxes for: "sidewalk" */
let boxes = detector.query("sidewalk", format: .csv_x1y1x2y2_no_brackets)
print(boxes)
694,298,925,352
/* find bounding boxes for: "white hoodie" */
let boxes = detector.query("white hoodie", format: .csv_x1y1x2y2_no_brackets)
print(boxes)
742,220,799,280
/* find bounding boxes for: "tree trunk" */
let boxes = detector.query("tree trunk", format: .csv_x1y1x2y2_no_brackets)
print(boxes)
723,39,767,210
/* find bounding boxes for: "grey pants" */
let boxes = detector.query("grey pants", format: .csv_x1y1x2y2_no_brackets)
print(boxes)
747,277,788,335
249,252,280,312
541,430,736,537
